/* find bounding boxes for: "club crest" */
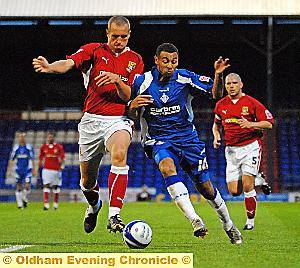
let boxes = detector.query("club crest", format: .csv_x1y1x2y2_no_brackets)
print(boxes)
160,93,169,103
126,61,137,72
241,106,249,115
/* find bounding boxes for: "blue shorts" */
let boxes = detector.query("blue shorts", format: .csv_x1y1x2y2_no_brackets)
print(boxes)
15,169,32,184
145,138,211,184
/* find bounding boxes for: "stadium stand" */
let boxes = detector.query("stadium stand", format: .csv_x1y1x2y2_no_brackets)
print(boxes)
1,111,299,199
277,113,300,190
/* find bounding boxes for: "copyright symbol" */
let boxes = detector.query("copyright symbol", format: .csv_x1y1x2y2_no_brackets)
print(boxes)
182,255,191,264
3,256,12,264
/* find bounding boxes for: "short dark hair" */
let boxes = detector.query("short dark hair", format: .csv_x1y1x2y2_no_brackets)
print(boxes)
108,16,130,31
17,131,26,136
155,43,179,56
47,131,56,137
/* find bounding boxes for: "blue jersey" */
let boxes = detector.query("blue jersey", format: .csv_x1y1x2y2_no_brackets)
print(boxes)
132,67,213,145
10,144,34,174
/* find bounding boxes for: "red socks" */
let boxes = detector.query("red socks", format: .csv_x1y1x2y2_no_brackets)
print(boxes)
43,188,50,204
108,166,129,209
244,190,257,219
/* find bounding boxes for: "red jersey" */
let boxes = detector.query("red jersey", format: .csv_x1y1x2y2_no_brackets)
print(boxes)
214,94,274,146
66,43,144,116
39,143,65,171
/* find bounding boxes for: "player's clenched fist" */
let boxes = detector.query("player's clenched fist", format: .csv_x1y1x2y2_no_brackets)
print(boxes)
32,56,50,73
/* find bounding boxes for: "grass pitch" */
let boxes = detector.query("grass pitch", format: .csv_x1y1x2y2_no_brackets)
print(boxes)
1,201,300,268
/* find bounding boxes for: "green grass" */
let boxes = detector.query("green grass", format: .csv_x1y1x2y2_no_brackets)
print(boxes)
1,201,300,267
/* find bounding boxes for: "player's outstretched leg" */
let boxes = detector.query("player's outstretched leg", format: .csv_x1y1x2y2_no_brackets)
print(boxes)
225,224,243,244
192,218,208,239
107,165,128,233
81,182,102,233
166,176,208,239
197,180,242,244
80,155,103,233
255,172,271,195
107,214,125,233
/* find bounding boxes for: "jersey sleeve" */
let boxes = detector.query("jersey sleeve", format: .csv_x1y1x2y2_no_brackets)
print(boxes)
130,73,145,99
28,144,35,160
66,43,100,73
188,71,213,97
213,102,222,123
10,145,18,160
128,55,144,86
253,99,275,124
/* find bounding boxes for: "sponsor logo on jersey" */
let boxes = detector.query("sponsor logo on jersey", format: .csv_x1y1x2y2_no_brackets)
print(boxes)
99,71,128,82
159,87,170,92
17,154,29,159
241,106,249,115
126,61,137,72
149,105,180,116
265,110,273,119
199,76,210,82
225,118,239,123
222,110,227,114
160,93,169,103
119,75,128,82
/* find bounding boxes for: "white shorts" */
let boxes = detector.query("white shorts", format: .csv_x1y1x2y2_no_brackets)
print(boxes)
78,112,133,162
225,140,262,183
42,169,62,186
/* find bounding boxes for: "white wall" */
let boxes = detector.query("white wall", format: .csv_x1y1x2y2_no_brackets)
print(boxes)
1,0,300,17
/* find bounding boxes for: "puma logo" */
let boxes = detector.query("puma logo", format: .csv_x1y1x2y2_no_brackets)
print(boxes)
101,57,109,64
117,197,124,203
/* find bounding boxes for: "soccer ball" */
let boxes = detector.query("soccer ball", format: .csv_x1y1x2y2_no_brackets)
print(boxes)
123,220,152,249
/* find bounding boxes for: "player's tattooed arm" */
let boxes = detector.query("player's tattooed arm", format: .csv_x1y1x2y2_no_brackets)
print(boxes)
213,73,224,99
212,56,230,99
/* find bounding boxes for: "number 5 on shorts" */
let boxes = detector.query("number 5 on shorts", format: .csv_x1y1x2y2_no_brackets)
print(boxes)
252,156,258,165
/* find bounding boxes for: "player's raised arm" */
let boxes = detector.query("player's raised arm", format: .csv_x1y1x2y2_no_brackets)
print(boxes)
211,56,230,99
32,56,75,74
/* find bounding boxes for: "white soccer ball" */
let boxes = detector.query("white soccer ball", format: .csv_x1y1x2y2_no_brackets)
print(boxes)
123,220,152,249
